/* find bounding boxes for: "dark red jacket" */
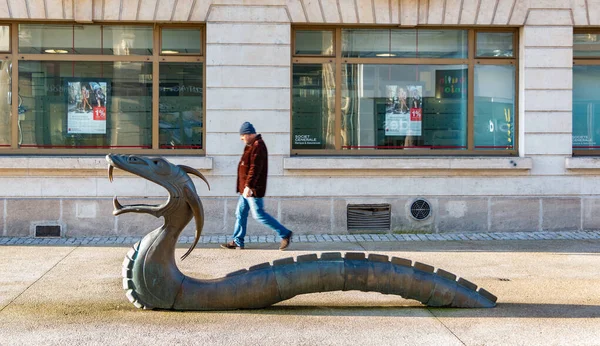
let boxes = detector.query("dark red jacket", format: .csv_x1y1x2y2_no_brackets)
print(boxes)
237,134,268,198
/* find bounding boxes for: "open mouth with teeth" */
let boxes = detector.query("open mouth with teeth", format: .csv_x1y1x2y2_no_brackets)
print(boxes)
105,154,168,217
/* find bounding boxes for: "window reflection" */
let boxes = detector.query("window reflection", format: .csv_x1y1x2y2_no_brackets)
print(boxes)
295,30,334,55
19,24,74,54
0,59,10,146
292,64,336,149
0,26,10,51
159,63,203,149
574,34,600,57
161,29,202,55
19,24,153,55
18,61,152,148
103,26,153,55
342,29,467,58
474,65,515,150
476,32,513,57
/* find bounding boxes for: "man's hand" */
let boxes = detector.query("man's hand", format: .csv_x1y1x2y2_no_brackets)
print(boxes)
243,186,253,198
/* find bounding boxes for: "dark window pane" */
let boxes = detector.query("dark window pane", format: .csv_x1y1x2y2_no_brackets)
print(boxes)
476,32,514,57
159,63,203,149
474,65,515,150
292,64,335,149
18,61,152,149
574,33,600,57
295,30,334,55
162,28,202,55
341,64,467,150
573,65,600,150
0,59,10,146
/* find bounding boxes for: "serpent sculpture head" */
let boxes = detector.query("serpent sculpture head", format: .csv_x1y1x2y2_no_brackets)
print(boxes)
107,154,497,310
106,154,210,260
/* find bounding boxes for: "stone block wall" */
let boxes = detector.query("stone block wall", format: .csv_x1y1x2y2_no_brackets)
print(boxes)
2,196,597,237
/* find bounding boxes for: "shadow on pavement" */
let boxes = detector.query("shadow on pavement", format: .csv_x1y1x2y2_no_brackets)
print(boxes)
250,303,600,318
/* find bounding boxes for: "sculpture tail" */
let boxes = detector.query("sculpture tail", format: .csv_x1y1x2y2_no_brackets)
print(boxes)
168,252,496,310
273,252,496,308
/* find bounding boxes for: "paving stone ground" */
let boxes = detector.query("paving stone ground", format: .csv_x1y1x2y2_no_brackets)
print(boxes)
1,237,599,345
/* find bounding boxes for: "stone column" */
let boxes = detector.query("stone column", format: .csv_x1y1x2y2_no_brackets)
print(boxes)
521,9,573,175
205,4,291,192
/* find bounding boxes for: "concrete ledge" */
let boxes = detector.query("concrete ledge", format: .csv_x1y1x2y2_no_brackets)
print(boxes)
0,156,214,171
283,157,533,170
566,157,600,170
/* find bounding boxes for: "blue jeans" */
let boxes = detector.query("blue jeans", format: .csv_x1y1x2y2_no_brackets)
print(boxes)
231,194,291,247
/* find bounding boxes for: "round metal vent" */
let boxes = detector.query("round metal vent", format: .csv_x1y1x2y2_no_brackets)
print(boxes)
410,199,431,220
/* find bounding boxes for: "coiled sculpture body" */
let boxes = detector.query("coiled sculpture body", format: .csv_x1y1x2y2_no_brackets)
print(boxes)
106,154,497,310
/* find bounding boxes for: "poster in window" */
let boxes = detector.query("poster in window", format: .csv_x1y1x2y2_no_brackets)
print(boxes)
385,85,422,136
66,79,108,134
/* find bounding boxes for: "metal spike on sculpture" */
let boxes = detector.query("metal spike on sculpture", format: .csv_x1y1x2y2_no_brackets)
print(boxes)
106,154,497,310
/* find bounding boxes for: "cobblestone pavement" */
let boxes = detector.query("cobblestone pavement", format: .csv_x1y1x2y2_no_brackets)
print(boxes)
1,230,599,246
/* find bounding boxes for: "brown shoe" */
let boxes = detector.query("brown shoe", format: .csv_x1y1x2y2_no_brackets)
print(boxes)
220,241,244,250
279,232,293,250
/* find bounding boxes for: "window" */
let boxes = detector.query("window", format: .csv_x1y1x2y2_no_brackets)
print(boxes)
573,32,600,154
18,61,152,149
0,24,204,154
291,27,518,155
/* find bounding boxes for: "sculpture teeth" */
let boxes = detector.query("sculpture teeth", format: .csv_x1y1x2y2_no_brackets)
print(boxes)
108,165,114,182
113,196,123,210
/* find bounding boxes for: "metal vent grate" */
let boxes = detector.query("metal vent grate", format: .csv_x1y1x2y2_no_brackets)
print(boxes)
410,199,431,220
347,204,391,231
35,225,61,237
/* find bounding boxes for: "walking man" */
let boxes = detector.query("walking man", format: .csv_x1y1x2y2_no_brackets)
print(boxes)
221,122,293,250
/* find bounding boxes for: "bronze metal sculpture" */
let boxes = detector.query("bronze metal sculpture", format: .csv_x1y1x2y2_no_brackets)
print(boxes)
107,154,497,310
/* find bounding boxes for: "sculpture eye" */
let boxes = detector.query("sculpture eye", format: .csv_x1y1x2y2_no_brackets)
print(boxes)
127,156,141,164
153,159,170,174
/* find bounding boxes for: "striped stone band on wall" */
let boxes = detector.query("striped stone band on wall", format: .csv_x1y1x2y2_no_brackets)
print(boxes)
0,1,595,26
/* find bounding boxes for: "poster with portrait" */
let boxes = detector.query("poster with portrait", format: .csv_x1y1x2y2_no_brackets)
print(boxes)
66,79,109,134
385,84,422,136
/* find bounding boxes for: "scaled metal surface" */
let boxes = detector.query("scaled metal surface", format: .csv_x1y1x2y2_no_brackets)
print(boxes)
106,154,497,310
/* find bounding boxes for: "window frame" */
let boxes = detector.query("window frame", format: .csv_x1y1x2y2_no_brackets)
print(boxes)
573,29,600,156
290,26,519,156
0,22,205,155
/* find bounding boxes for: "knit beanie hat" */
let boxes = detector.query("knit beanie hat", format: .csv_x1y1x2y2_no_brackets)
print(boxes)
239,122,256,135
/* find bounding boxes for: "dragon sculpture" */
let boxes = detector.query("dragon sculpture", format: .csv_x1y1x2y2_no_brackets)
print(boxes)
106,154,497,310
